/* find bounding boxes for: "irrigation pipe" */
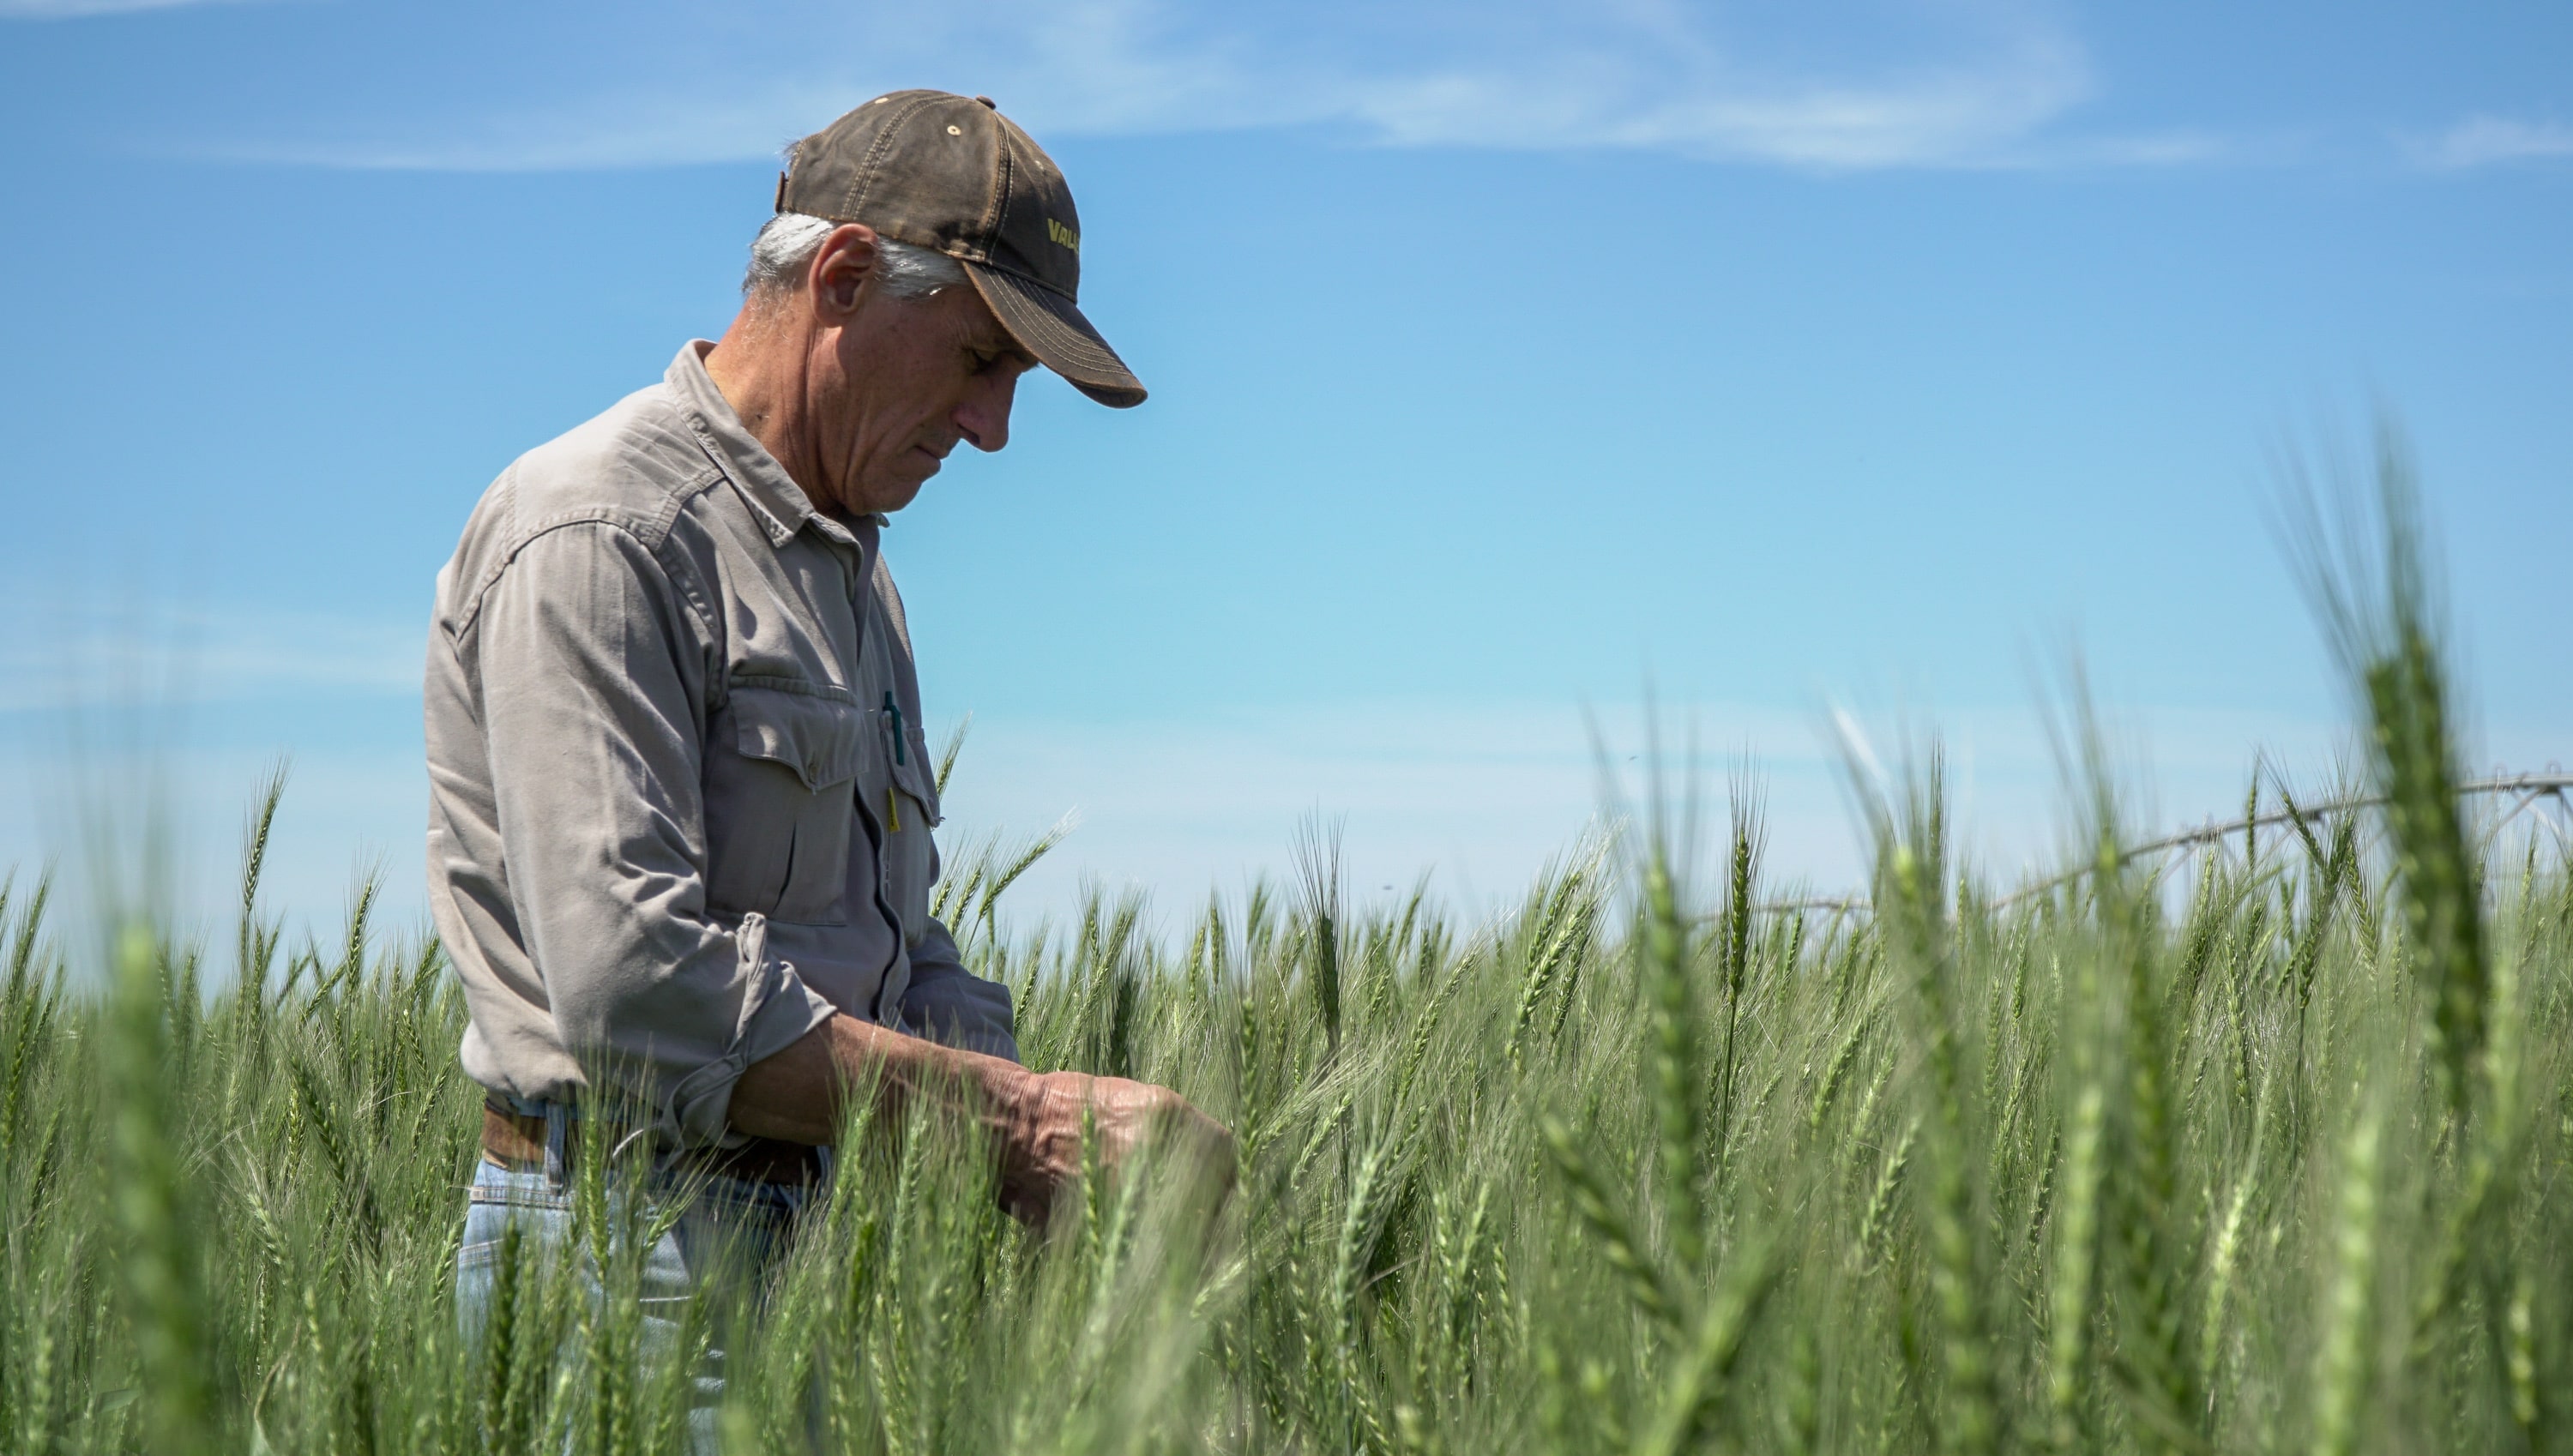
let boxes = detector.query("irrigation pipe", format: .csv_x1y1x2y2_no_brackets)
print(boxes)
1746,768,2573,919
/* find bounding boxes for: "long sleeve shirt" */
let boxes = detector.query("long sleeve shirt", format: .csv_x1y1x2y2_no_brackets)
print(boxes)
424,340,1017,1146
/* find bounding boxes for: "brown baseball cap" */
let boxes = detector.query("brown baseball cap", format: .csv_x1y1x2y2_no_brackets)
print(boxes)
776,90,1145,408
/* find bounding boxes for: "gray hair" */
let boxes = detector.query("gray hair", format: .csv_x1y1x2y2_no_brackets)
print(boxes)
744,212,966,302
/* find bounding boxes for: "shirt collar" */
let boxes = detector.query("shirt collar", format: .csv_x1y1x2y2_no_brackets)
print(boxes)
666,340,887,550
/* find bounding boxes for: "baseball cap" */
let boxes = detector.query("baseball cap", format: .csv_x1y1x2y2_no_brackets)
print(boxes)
776,90,1146,408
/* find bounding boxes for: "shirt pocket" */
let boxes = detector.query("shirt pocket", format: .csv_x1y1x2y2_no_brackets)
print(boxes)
704,685,863,925
875,707,943,942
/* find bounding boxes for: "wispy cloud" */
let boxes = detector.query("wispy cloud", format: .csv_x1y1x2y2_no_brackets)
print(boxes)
933,696,2382,919
1326,27,2092,168
2408,114,2573,170
1,0,244,18
0,598,421,713
186,0,2214,175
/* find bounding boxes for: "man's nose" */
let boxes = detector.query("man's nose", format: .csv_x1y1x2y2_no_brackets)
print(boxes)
955,372,1017,454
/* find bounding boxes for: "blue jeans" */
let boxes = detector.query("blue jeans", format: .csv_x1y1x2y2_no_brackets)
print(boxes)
455,1103,824,1451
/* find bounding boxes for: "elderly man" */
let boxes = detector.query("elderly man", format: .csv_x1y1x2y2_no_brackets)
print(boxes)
429,91,1223,1359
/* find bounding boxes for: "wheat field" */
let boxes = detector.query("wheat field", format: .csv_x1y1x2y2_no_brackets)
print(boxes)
2,457,2567,1455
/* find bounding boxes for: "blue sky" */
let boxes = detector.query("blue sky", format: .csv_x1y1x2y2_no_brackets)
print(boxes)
1,0,2566,937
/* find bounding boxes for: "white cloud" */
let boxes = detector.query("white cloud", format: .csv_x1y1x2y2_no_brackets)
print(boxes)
190,0,2189,175
2409,114,2573,170
1329,27,2092,169
8,684,2561,947
2014,128,2238,168
928,697,2383,925
1,0,244,17
0,598,421,713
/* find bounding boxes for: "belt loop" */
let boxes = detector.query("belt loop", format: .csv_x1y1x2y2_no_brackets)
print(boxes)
544,1101,569,1188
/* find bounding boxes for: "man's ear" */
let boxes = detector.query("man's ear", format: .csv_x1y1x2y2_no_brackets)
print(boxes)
807,224,881,323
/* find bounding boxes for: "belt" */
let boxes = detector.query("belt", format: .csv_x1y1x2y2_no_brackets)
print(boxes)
480,1100,825,1188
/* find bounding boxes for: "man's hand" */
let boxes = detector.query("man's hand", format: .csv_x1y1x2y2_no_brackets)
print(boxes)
731,1014,1234,1228
998,1070,1236,1227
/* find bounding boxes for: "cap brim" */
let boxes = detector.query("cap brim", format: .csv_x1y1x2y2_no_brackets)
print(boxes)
963,262,1147,409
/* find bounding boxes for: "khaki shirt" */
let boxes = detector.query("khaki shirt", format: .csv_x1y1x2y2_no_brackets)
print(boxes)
425,340,1016,1146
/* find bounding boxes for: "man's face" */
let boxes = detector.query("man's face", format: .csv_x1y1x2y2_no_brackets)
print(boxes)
807,249,1037,516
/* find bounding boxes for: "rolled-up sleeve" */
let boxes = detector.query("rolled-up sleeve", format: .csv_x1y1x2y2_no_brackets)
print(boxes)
471,521,837,1143
896,917,1021,1062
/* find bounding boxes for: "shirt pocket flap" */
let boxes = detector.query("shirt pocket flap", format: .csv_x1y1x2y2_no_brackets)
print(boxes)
730,688,863,791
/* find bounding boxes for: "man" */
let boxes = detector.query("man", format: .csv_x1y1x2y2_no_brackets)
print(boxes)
427,90,1226,1353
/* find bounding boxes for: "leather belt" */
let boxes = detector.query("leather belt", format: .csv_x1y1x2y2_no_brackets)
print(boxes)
480,1100,824,1187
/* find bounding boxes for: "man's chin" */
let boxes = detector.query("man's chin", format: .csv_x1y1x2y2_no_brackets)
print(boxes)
862,476,930,514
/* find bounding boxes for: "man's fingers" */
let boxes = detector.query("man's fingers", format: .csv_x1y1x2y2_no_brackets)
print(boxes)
996,1072,1238,1229
1093,1087,1238,1200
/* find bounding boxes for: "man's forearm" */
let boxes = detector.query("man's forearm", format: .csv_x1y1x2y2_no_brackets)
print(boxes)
727,1011,1030,1147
